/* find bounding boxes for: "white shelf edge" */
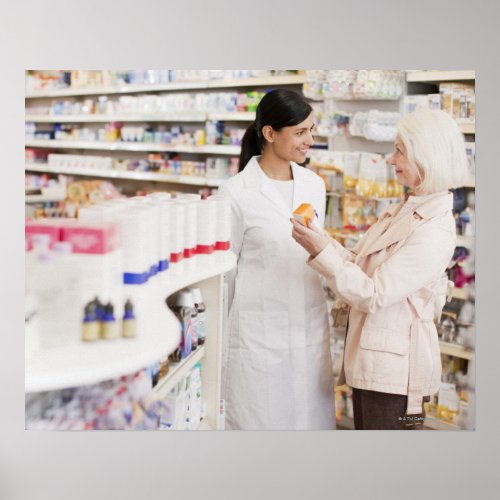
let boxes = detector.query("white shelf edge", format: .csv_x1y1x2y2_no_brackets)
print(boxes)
25,186,66,203
439,341,474,360
406,70,475,83
26,114,207,123
25,75,306,99
207,112,256,121
457,235,475,249
25,303,181,393
451,287,469,300
162,253,236,299
458,123,475,134
25,139,241,155
25,163,227,188
25,255,236,394
154,346,206,398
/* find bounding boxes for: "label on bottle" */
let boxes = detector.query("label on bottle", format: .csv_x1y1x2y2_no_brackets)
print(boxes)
197,308,206,344
191,310,198,350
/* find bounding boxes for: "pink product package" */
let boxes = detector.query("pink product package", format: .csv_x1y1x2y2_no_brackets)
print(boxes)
61,224,121,254
25,222,61,245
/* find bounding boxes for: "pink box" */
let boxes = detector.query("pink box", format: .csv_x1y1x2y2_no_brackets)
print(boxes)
61,223,121,254
25,221,61,245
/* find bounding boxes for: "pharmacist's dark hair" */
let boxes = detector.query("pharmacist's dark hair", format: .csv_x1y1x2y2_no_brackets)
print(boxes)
238,89,312,171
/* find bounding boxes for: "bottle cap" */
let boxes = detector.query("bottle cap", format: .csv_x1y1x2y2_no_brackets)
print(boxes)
176,290,195,308
189,287,204,304
83,301,97,321
103,303,115,321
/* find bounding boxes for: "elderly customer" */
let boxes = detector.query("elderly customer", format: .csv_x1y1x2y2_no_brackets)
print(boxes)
291,108,469,430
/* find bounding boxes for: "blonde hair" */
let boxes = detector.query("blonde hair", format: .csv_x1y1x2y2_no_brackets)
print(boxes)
397,108,470,194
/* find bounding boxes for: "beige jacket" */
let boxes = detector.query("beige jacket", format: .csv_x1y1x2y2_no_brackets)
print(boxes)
309,191,456,414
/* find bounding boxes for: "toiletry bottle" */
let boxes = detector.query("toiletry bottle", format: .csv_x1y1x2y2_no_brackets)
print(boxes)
82,301,100,342
170,291,194,359
102,303,119,340
122,299,137,338
92,297,105,338
187,292,198,351
189,287,206,346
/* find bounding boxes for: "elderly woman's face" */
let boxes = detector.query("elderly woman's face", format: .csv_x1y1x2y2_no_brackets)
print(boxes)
387,136,422,190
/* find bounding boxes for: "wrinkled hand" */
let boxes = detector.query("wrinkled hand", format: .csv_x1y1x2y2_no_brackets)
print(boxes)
290,219,330,258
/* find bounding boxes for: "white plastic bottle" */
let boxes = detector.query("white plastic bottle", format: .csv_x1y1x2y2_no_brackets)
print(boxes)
189,287,206,346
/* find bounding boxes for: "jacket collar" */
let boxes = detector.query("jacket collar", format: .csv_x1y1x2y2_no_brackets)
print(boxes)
355,191,453,258
242,156,314,216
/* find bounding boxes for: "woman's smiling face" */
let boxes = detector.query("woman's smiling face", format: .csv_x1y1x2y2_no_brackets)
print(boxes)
387,135,422,189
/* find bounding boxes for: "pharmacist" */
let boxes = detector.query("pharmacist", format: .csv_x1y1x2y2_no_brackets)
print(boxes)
219,89,335,430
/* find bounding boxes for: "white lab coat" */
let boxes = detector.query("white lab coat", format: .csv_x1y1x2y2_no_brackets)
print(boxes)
219,156,335,430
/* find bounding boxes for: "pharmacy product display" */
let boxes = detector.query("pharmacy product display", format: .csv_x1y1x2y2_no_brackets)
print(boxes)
326,71,476,431
303,70,404,101
25,191,235,430
25,69,476,431
26,70,302,94
25,71,306,198
26,364,207,431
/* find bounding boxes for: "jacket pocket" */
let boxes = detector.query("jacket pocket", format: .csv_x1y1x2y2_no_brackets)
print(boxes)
360,325,410,356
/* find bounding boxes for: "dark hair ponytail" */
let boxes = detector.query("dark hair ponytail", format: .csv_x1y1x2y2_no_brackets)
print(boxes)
238,122,262,172
238,89,312,172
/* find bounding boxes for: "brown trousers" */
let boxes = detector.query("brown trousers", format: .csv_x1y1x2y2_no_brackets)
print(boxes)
352,388,430,430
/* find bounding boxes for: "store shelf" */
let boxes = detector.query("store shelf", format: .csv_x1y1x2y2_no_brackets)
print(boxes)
423,416,460,430
162,253,236,298
25,254,236,394
451,287,469,300
25,75,306,98
25,162,228,188
457,235,475,249
207,111,256,121
439,341,474,360
25,82,208,98
459,123,475,135
406,70,475,83
206,74,306,89
25,113,207,123
26,111,256,123
154,346,206,398
25,186,66,203
25,296,181,393
25,139,241,155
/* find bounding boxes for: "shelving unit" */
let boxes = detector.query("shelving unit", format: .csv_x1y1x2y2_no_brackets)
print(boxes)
25,112,257,123
26,253,236,431
439,341,473,361
154,346,206,398
25,73,306,195
25,185,66,203
25,139,241,156
25,74,306,98
406,70,475,83
25,162,227,187
326,70,476,431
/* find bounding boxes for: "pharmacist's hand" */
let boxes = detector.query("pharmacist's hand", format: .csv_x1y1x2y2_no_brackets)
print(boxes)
291,219,329,258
